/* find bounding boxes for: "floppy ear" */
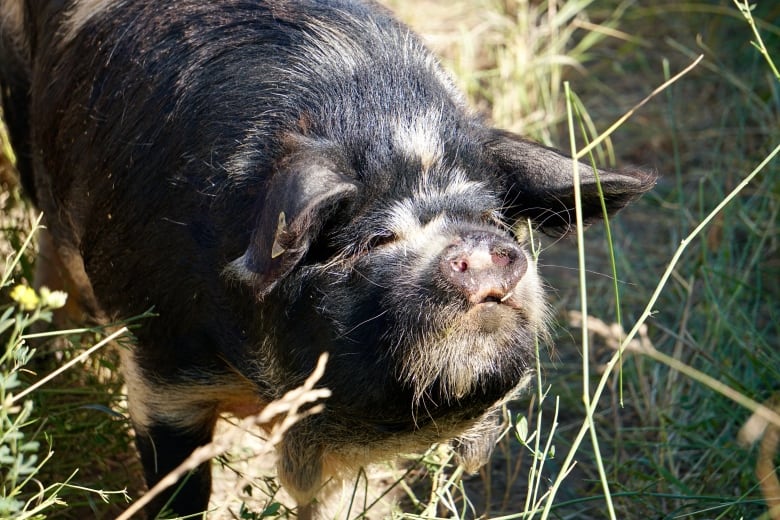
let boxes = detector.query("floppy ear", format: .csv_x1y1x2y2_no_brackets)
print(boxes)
227,158,359,296
485,129,656,235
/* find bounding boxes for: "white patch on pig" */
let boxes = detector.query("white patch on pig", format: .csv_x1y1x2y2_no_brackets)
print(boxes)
416,168,488,204
60,0,122,45
382,200,448,261
382,170,492,253
0,0,28,57
392,109,444,171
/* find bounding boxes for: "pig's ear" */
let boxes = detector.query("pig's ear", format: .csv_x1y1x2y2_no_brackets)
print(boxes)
227,160,359,296
485,129,656,235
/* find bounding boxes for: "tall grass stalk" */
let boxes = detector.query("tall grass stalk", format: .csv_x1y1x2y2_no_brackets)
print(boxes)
536,54,713,519
563,80,617,520
569,89,626,404
518,224,560,519
732,0,780,80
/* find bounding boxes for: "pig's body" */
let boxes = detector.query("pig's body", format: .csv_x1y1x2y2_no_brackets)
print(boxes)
0,0,654,516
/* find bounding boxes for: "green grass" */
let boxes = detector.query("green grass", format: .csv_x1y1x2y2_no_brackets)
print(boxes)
532,2,780,518
1,0,779,518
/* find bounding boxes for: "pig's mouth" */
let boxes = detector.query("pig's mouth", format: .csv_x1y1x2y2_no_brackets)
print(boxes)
468,300,519,333
460,280,539,333
417,262,549,406
467,287,519,306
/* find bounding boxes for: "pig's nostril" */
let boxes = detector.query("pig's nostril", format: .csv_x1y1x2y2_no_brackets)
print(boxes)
450,259,469,273
490,251,511,267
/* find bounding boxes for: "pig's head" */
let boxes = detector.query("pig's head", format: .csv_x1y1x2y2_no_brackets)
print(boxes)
226,125,654,500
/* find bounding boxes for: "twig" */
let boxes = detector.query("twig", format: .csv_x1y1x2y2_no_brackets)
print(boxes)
732,0,780,80
573,54,704,161
10,326,128,404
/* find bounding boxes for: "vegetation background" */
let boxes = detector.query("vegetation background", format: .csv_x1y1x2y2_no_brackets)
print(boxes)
1,0,778,518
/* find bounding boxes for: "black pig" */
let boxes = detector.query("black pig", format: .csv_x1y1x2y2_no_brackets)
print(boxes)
0,0,654,516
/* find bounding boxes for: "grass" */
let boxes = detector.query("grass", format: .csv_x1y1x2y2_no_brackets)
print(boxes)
384,0,624,152
533,2,780,518
0,220,133,517
1,0,779,518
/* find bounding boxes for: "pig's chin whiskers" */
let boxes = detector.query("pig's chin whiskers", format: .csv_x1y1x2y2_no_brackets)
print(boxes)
410,388,438,431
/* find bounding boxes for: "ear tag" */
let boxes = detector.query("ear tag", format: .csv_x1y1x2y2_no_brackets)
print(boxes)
271,211,288,258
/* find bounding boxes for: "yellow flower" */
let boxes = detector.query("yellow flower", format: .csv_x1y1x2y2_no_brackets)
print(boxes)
10,285,40,311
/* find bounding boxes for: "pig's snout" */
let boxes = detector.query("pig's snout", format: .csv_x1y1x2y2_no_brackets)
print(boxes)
440,232,528,306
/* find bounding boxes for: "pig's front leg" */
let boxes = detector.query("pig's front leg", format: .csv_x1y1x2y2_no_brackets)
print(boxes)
134,416,216,517
122,349,218,517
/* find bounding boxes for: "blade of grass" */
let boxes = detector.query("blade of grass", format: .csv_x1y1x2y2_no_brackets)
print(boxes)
564,80,617,520
1,213,42,288
569,89,625,405
732,0,780,80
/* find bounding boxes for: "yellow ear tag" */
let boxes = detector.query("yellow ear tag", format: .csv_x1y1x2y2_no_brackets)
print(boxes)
271,211,287,258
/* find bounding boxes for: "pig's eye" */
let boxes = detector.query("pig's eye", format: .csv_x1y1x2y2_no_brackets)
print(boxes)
366,231,397,251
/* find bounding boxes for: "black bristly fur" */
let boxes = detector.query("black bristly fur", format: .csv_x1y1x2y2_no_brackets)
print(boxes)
0,0,655,516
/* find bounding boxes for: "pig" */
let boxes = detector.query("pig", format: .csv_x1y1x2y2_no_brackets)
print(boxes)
0,0,655,517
